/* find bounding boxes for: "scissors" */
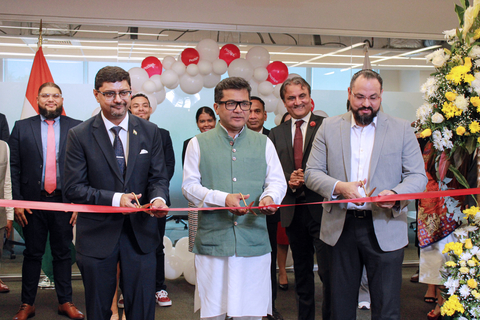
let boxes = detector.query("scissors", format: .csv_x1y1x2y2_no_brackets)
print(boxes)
239,193,257,216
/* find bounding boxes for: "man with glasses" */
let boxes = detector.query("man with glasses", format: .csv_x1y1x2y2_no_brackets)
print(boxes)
64,66,170,320
9,82,84,320
182,77,286,320
304,69,427,319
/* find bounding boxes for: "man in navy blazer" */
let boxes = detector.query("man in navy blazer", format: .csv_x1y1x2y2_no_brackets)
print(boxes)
64,66,169,320
9,82,83,320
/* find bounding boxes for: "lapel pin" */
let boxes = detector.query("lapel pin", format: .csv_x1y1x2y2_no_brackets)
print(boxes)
133,129,137,135
309,121,316,127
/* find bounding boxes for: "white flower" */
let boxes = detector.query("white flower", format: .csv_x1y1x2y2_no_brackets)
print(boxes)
445,277,460,295
443,128,453,139
460,260,467,267
455,94,470,111
443,28,458,44
431,112,444,123
426,49,451,68
457,316,468,320
460,284,471,298
474,212,480,225
416,103,433,124
472,72,480,95
455,228,469,238
471,246,480,255
420,77,438,98
470,46,480,59
461,252,473,261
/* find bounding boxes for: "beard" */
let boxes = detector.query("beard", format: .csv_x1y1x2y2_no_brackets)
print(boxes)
38,104,63,119
109,102,127,119
352,106,379,126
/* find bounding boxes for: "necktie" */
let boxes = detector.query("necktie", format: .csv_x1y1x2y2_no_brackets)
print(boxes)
44,120,56,194
294,120,304,170
111,126,126,176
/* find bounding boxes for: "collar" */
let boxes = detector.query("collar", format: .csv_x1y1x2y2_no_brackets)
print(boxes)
293,111,312,125
40,115,60,123
101,112,129,132
218,122,245,139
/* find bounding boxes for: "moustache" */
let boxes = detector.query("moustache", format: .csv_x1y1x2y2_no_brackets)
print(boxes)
358,107,373,112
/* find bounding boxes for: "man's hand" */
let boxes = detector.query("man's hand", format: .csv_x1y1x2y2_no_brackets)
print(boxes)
288,169,305,189
69,212,78,226
259,196,278,215
14,208,32,227
375,190,396,209
6,220,13,238
226,193,249,216
150,199,169,218
120,193,142,215
334,181,365,206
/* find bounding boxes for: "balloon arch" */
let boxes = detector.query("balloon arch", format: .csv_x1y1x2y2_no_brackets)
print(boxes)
128,39,313,124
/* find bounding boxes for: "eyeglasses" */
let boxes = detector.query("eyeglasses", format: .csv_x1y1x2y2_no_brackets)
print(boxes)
96,90,132,100
39,93,62,99
218,100,252,111
351,93,380,103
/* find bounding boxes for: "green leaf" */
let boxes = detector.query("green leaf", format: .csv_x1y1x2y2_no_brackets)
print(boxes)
456,4,466,26
453,147,467,168
449,165,470,189
460,0,470,9
466,136,476,154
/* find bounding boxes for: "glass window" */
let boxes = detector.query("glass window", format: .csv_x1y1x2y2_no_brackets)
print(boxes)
311,68,362,90
49,60,84,84
87,61,139,85
4,59,33,82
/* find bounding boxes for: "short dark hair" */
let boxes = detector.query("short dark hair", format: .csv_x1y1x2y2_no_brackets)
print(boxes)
214,77,251,103
195,106,216,123
95,66,131,90
350,69,383,91
38,82,62,95
131,93,151,107
280,77,311,102
280,112,291,124
250,96,265,112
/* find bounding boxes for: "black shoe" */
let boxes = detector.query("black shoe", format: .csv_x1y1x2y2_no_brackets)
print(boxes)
266,308,285,320
278,283,288,291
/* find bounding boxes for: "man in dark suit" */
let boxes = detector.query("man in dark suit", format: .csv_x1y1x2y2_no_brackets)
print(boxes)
0,113,10,142
64,66,169,320
247,96,283,320
129,93,175,307
269,77,328,320
9,82,84,320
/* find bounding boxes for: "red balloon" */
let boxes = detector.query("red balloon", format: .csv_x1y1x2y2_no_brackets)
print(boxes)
219,44,240,66
141,56,162,77
181,48,200,66
311,98,315,112
267,61,288,85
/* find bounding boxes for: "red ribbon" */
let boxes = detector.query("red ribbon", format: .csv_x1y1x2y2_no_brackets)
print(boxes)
2,187,480,213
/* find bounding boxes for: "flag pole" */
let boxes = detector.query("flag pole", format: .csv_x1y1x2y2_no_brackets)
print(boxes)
38,19,43,48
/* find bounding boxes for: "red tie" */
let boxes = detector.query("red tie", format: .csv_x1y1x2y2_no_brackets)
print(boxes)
294,120,304,170
44,120,56,194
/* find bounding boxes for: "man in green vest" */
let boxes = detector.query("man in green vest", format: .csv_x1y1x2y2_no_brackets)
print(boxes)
182,77,287,320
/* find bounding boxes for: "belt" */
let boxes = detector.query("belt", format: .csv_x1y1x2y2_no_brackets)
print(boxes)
40,190,62,197
346,210,372,219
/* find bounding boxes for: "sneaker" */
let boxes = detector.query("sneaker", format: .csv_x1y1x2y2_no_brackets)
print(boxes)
358,301,371,310
38,276,55,289
118,294,124,309
155,290,172,307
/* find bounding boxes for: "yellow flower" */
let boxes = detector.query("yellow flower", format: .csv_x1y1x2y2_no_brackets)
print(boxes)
471,121,480,133
457,126,466,135
464,206,480,218
460,266,470,274
460,260,467,267
443,242,464,256
446,91,457,101
468,279,478,289
442,101,462,119
473,290,480,299
478,137,480,143
475,28,480,40
420,128,432,138
441,295,465,316
468,259,477,267
472,97,480,111
446,57,474,85
465,238,473,249
445,261,457,267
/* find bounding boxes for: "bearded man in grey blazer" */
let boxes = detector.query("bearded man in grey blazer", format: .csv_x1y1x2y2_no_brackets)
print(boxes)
305,69,426,320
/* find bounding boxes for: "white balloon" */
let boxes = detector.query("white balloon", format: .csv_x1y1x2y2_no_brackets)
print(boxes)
286,247,294,268
161,70,179,89
172,61,186,76
142,80,156,93
274,113,284,126
175,237,194,262
253,67,268,83
246,46,270,69
143,93,157,112
169,79,179,89
196,39,220,62
163,236,173,254
212,59,228,75
163,56,176,70
248,79,259,97
260,93,277,113
258,81,274,96
91,107,101,117
180,74,204,94
129,67,149,93
183,257,196,285
273,84,282,99
203,72,221,88
153,89,166,106
313,110,329,118
275,99,287,116
186,64,199,77
165,254,184,280
150,74,164,91
197,60,213,75
228,58,254,81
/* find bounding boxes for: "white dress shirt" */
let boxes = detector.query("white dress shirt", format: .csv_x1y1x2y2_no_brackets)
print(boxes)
290,112,312,151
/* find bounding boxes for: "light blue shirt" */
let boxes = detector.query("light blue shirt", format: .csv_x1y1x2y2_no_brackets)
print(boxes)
40,115,60,191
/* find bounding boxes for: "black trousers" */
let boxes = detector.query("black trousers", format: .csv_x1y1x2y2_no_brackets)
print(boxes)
21,194,73,305
267,218,278,309
327,212,404,320
286,205,329,320
155,216,167,292
77,218,156,320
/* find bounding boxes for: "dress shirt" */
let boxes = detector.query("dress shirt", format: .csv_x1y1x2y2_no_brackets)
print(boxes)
40,115,60,190
290,112,312,150
182,124,286,208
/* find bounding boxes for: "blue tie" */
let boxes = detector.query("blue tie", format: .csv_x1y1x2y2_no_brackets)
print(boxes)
111,126,126,176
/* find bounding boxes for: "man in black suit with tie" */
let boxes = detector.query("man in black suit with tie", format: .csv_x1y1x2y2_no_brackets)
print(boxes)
64,66,169,320
269,77,328,320
0,112,10,142
9,82,84,320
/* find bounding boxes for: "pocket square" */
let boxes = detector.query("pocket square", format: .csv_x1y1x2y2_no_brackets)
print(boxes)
140,149,149,154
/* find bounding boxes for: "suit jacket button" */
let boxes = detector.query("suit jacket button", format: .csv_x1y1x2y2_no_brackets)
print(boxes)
232,149,236,153
232,157,236,161
234,221,238,226
232,178,237,182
